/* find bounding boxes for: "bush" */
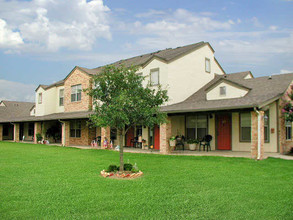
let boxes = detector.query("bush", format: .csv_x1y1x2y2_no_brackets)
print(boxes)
117,163,133,171
187,139,199,144
36,133,43,142
106,164,118,172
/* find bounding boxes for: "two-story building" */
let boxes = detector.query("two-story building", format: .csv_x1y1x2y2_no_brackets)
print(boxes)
0,41,292,160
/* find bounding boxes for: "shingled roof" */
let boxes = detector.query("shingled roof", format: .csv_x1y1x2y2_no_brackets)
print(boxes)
161,72,293,113
0,101,35,123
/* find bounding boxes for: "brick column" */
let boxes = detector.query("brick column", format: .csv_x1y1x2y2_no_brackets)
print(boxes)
251,111,265,160
0,124,3,141
160,117,171,155
13,123,20,142
34,122,42,144
101,127,110,149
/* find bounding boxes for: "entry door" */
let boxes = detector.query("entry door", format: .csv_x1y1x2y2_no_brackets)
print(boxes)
154,125,160,150
217,114,232,150
125,127,134,147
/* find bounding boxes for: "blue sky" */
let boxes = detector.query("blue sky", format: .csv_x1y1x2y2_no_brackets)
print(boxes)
0,0,292,101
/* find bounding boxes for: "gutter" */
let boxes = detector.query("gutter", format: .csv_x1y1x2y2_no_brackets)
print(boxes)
254,107,261,160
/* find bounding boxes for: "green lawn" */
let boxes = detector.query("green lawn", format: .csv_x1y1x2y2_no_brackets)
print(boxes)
0,142,292,219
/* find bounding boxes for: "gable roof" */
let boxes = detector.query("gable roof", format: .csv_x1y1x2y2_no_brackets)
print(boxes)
0,101,35,122
161,72,293,113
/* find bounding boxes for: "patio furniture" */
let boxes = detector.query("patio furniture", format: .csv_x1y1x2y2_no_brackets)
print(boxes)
199,135,212,152
175,135,185,150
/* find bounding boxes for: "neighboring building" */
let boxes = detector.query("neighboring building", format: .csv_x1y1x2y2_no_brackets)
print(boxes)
0,41,292,160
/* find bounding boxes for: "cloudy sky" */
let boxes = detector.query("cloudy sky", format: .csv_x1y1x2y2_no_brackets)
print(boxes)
0,0,292,102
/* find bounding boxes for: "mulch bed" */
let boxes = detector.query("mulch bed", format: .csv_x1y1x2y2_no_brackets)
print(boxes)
100,170,143,179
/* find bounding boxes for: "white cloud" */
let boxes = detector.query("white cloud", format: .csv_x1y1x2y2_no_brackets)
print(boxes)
0,79,36,102
269,25,278,31
0,19,23,48
0,0,111,53
280,69,293,74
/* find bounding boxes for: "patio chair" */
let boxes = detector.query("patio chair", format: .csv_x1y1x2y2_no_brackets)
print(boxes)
199,135,212,152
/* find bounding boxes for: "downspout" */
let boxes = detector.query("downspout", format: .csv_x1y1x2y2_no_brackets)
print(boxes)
254,107,261,160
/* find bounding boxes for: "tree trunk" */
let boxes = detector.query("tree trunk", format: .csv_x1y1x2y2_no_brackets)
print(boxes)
119,129,124,172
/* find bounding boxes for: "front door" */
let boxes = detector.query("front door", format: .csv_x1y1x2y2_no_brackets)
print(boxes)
125,127,134,147
154,125,160,150
217,114,232,150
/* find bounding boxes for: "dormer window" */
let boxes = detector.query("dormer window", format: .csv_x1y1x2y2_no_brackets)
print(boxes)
220,86,226,96
71,84,82,102
38,93,42,104
150,68,159,86
205,58,211,73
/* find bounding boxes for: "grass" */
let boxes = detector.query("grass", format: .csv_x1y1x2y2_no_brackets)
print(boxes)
0,142,293,219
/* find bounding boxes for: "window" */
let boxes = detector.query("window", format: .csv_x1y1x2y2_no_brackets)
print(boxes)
286,121,292,140
38,93,42,104
110,128,117,140
28,123,34,136
70,120,81,138
150,69,159,86
205,58,211,73
220,86,226,96
59,89,64,106
264,110,270,142
186,115,208,140
71,84,82,102
240,112,251,142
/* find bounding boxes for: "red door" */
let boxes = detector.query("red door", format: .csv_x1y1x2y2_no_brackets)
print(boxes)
126,127,134,147
217,114,232,150
154,125,160,150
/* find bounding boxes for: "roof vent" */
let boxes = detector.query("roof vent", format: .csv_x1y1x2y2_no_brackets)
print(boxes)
268,75,272,80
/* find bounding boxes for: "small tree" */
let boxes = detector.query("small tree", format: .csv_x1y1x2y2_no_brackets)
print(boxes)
282,85,293,122
87,65,169,171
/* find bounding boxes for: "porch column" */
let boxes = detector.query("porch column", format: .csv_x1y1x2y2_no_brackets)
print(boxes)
101,127,110,149
160,117,171,155
251,111,265,160
0,124,3,141
13,123,20,142
61,121,70,146
34,122,42,144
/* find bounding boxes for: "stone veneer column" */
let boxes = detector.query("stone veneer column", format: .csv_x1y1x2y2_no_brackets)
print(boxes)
251,111,265,160
13,123,20,142
0,124,3,141
101,127,110,149
34,122,42,144
160,117,171,155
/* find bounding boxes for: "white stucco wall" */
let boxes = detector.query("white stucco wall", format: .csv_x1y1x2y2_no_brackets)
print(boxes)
35,85,64,116
207,81,248,100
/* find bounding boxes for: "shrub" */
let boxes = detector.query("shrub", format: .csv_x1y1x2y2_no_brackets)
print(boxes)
187,139,199,144
106,165,118,172
117,163,133,171
36,133,43,142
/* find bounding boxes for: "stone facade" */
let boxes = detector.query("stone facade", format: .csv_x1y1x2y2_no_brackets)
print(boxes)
34,122,42,144
64,68,92,112
101,127,110,149
0,124,3,141
278,83,293,154
13,123,20,142
160,118,172,154
251,111,265,160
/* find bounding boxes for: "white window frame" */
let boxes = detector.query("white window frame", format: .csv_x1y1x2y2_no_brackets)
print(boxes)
70,120,81,138
205,58,211,73
150,68,159,86
71,84,82,102
286,121,292,140
240,112,251,142
186,115,208,140
59,89,64,106
38,93,42,104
